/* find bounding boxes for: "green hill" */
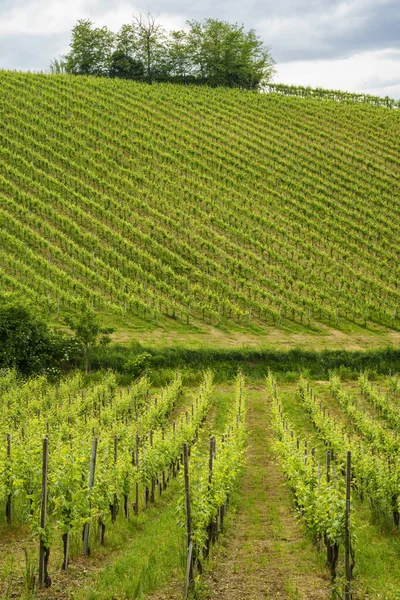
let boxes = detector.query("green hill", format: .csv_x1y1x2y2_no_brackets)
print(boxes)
0,71,399,342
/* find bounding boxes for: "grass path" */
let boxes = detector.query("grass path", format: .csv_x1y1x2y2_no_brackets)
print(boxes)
203,387,330,600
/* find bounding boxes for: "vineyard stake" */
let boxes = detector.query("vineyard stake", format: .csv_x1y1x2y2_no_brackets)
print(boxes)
83,437,98,556
134,434,139,516
62,531,70,570
39,437,50,586
6,434,12,525
111,435,118,522
208,436,215,485
344,451,352,600
326,450,332,569
183,443,194,593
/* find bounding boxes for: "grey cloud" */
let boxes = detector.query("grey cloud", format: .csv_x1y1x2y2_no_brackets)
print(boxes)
263,1,400,62
130,0,341,20
116,0,400,63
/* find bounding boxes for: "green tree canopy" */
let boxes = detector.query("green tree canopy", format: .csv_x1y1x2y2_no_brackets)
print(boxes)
56,15,276,89
66,306,114,373
109,50,144,80
64,19,115,76
185,19,275,88
0,294,59,375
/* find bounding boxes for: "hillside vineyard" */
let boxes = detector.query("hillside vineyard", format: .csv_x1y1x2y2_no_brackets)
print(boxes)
0,71,399,329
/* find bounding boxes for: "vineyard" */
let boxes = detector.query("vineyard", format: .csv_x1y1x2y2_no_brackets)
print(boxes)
1,69,400,598
265,371,400,599
0,369,246,598
0,71,399,334
1,368,400,598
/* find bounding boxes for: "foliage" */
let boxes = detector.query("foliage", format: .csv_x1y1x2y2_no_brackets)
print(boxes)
0,369,200,573
91,344,400,380
177,371,246,560
49,58,66,74
66,305,114,373
185,19,275,88
57,14,275,89
63,19,115,76
109,50,144,80
265,83,400,109
267,373,354,582
123,351,153,377
131,12,168,83
298,375,400,525
0,293,64,375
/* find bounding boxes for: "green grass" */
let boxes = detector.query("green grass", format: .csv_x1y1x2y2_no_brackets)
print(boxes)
76,480,186,600
200,388,329,600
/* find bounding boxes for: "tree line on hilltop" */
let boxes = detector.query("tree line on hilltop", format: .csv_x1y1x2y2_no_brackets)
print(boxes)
51,13,276,90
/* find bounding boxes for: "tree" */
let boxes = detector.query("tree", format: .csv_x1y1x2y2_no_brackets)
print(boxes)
64,19,115,76
165,30,193,82
66,306,114,373
186,19,275,88
57,15,276,89
131,12,167,83
0,294,61,375
109,50,144,80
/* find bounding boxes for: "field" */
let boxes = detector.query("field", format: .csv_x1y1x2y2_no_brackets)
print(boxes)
1,70,400,598
0,369,246,599
1,369,400,599
0,71,399,350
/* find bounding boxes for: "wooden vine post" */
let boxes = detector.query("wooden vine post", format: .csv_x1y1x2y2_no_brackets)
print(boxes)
150,430,155,503
208,436,215,485
111,435,118,522
134,434,139,516
83,437,98,556
62,529,70,571
162,426,166,492
6,434,12,525
39,437,51,587
344,451,353,600
183,443,194,598
325,449,332,568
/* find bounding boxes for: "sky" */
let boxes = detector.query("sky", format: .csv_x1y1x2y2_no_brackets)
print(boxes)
0,0,399,98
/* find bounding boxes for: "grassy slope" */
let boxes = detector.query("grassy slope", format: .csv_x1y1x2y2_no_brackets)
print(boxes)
0,71,399,351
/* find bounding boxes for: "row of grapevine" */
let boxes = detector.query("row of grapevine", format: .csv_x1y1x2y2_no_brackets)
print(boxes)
0,369,217,589
180,371,247,596
267,373,354,586
265,83,400,109
298,377,400,526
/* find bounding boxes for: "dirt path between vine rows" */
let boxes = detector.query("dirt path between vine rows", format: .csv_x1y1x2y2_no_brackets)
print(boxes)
202,387,330,600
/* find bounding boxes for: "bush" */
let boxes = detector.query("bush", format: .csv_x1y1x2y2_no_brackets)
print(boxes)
0,294,66,375
123,352,153,377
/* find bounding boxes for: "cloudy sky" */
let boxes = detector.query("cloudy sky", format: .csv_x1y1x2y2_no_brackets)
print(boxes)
1,0,399,97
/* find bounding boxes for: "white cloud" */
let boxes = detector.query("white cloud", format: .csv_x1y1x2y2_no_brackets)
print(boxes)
0,0,87,35
275,49,400,98
0,0,186,36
